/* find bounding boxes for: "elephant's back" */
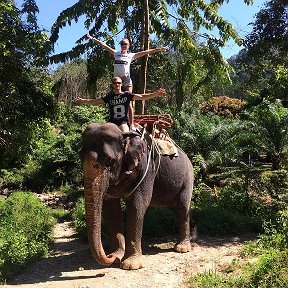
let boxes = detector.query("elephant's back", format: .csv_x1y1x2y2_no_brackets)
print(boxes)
150,149,193,206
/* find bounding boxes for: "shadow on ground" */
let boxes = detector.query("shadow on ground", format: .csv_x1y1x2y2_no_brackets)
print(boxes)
7,221,257,286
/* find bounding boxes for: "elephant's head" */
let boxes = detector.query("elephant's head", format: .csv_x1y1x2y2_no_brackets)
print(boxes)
80,123,145,265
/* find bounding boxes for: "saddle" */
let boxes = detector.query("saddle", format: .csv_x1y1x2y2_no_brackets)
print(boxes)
133,114,178,157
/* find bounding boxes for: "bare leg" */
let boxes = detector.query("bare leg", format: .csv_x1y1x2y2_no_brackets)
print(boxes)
119,124,130,133
122,85,134,129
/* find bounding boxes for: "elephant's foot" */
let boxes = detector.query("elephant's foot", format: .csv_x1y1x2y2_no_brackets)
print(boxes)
108,248,125,263
174,240,192,253
120,255,144,270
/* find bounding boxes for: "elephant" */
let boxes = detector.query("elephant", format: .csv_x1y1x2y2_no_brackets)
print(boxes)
80,122,194,270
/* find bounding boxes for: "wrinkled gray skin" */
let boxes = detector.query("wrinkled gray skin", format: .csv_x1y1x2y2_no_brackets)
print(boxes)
80,122,194,270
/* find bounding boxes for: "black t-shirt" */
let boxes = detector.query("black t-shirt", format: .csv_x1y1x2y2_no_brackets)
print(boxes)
103,91,135,124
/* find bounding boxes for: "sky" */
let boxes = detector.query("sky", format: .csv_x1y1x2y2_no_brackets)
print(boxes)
25,0,267,59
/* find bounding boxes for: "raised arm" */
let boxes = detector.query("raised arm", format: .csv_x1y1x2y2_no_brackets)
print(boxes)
74,97,105,106
87,33,116,55
133,88,166,101
133,46,168,60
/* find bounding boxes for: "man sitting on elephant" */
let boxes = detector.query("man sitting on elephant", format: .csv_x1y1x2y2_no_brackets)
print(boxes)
75,77,166,133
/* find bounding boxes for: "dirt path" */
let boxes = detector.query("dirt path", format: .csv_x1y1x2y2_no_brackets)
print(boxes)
4,222,256,288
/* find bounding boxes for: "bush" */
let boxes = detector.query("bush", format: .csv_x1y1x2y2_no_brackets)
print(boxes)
247,249,288,288
143,207,178,237
199,96,246,119
189,208,288,288
71,197,87,240
0,102,107,193
0,192,55,282
256,208,288,251
192,206,260,236
189,249,288,288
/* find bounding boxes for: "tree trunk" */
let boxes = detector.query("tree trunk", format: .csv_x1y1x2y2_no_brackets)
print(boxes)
138,0,150,114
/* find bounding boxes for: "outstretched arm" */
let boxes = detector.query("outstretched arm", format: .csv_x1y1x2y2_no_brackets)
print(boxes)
133,46,168,59
74,97,105,106
133,88,166,101
87,33,116,55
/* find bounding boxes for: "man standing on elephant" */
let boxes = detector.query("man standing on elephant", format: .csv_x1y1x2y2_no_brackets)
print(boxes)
75,77,166,133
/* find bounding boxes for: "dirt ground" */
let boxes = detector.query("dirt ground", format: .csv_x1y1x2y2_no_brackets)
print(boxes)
4,222,257,288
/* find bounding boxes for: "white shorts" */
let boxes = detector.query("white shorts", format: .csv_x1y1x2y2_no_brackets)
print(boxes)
121,76,133,87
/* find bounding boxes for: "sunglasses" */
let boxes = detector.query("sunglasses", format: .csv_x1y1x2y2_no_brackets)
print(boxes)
113,81,122,84
120,42,128,46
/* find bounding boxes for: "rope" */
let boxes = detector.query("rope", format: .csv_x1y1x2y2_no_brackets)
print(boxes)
125,144,152,198
125,126,162,198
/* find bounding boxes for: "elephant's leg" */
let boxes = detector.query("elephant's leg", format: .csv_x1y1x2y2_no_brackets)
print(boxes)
174,205,192,253
103,199,125,261
120,197,148,270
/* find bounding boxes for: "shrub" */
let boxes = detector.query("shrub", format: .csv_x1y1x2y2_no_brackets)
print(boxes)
143,207,178,237
189,271,245,288
259,170,288,200
189,208,288,288
71,197,87,240
247,249,288,288
199,96,246,119
189,249,288,288
192,206,260,236
191,182,262,235
0,192,54,282
256,208,288,251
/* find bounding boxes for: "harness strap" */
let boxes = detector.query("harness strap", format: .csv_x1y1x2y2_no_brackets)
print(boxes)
125,146,152,198
125,127,162,198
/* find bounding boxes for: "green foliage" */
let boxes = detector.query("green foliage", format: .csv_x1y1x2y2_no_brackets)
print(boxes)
244,0,288,66
257,170,288,201
52,59,111,103
190,206,288,288
238,1,288,106
217,182,271,219
0,123,82,192
249,102,288,170
193,206,260,236
0,0,55,168
50,208,70,222
143,208,178,237
256,209,288,251
247,249,288,288
0,102,107,192
0,192,54,282
49,0,247,63
71,197,87,240
189,249,288,288
171,109,246,173
189,271,245,288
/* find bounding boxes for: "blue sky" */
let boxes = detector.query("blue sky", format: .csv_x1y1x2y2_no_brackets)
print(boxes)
30,0,266,59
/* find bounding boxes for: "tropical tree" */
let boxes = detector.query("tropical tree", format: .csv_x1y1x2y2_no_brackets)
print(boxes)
0,0,55,168
49,0,254,110
171,109,245,175
232,0,288,106
53,59,93,104
248,101,288,170
244,0,288,66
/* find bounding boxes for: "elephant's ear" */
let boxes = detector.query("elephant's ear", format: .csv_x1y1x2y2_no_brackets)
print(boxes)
123,135,145,173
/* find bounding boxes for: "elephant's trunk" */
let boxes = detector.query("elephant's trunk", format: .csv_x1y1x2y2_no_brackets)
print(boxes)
83,152,116,265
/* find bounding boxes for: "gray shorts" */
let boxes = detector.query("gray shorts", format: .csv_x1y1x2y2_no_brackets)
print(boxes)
121,76,133,87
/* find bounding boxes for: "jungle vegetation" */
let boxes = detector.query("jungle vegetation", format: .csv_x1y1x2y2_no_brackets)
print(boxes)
0,0,287,286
